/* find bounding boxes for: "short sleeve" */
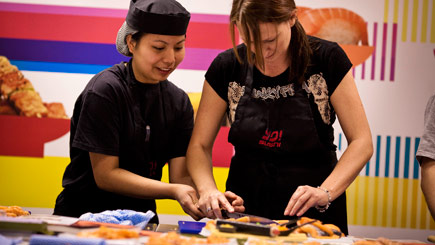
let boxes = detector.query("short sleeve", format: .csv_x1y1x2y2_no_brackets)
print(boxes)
416,94,435,163
321,41,353,96
72,91,120,156
205,49,237,102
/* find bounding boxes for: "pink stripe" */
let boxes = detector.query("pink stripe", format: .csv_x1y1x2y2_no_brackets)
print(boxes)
0,2,127,17
0,2,229,23
361,60,366,80
380,23,388,81
190,13,229,23
371,23,378,80
178,48,222,70
389,24,397,82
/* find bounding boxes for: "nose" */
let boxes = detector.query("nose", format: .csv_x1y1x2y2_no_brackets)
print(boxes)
162,48,176,66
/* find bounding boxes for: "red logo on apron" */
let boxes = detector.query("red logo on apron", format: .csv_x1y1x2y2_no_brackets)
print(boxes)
259,129,282,148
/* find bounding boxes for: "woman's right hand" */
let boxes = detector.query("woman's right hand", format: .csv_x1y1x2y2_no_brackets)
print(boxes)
198,189,234,219
172,184,204,221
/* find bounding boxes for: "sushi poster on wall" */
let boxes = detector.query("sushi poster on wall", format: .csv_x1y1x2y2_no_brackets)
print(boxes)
0,0,434,239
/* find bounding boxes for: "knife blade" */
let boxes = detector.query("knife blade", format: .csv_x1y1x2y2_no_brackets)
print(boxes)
220,209,277,224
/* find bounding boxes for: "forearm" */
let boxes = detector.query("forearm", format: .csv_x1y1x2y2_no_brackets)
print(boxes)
321,137,373,201
421,158,435,219
95,168,176,200
186,144,218,195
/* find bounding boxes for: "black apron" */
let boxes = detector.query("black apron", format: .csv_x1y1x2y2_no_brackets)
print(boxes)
226,65,348,234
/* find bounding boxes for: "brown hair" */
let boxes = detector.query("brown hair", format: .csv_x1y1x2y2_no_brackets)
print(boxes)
229,0,312,83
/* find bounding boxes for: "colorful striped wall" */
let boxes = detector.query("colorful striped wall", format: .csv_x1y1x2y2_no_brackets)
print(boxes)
0,0,434,239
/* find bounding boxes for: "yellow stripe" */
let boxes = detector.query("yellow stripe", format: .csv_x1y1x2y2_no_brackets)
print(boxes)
402,0,410,42
391,178,399,227
420,192,428,228
382,177,390,227
0,156,69,208
400,179,409,228
430,215,435,229
431,0,435,42
420,0,429,42
362,176,370,225
411,0,419,42
370,177,380,226
346,179,356,225
410,179,419,228
384,0,390,23
353,176,361,224
393,0,399,23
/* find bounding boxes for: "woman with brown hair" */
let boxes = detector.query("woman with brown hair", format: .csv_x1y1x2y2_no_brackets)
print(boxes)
186,0,373,234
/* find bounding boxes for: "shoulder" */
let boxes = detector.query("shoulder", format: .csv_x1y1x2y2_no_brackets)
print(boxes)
83,63,129,98
309,36,348,63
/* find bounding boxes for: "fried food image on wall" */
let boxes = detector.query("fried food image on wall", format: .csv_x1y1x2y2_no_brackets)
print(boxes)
0,56,68,118
298,8,368,45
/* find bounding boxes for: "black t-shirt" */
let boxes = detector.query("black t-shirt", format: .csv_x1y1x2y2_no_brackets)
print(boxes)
55,60,193,218
205,36,352,151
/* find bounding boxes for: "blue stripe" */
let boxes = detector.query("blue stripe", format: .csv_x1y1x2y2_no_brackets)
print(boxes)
394,136,401,178
404,137,410,178
338,133,342,150
414,137,420,179
10,60,110,74
0,38,127,66
385,136,391,177
365,160,370,176
375,135,381,177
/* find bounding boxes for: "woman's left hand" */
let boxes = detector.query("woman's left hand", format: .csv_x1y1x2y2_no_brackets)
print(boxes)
224,191,245,213
284,185,329,217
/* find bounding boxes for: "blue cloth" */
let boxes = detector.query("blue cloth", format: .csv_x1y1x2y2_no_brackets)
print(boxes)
29,234,105,245
79,209,155,228
0,234,22,245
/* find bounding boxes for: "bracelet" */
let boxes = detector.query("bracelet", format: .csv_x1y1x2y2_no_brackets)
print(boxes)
315,186,331,212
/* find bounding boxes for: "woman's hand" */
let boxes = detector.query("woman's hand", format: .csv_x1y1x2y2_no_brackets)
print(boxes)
197,189,235,219
224,191,245,213
172,184,204,221
284,185,329,217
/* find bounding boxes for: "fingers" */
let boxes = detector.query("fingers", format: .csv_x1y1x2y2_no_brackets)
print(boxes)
224,191,244,212
284,185,320,217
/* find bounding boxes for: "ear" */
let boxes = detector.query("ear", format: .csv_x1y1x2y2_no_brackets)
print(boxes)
126,34,136,54
289,9,297,27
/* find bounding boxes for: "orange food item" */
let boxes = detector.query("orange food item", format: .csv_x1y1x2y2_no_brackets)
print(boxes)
9,90,48,118
44,102,68,119
76,226,139,239
0,56,68,119
298,7,368,45
147,231,229,245
0,205,30,217
296,217,343,239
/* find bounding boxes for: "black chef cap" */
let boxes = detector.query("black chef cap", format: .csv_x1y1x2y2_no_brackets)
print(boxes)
116,0,190,56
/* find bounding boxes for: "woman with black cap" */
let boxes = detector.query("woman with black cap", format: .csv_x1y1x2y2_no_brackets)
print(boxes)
53,0,226,223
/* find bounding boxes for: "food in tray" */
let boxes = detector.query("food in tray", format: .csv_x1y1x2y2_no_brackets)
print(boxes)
0,56,68,119
76,225,139,239
147,231,230,244
0,205,30,217
298,7,368,46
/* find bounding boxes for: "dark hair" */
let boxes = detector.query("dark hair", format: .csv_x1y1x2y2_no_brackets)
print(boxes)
229,0,312,84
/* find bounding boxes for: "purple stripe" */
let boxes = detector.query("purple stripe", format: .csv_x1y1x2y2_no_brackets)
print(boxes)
352,67,355,77
371,23,377,80
389,24,397,82
380,23,388,81
0,2,229,23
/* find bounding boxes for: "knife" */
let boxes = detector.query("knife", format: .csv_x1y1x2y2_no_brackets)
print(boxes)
220,209,277,224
